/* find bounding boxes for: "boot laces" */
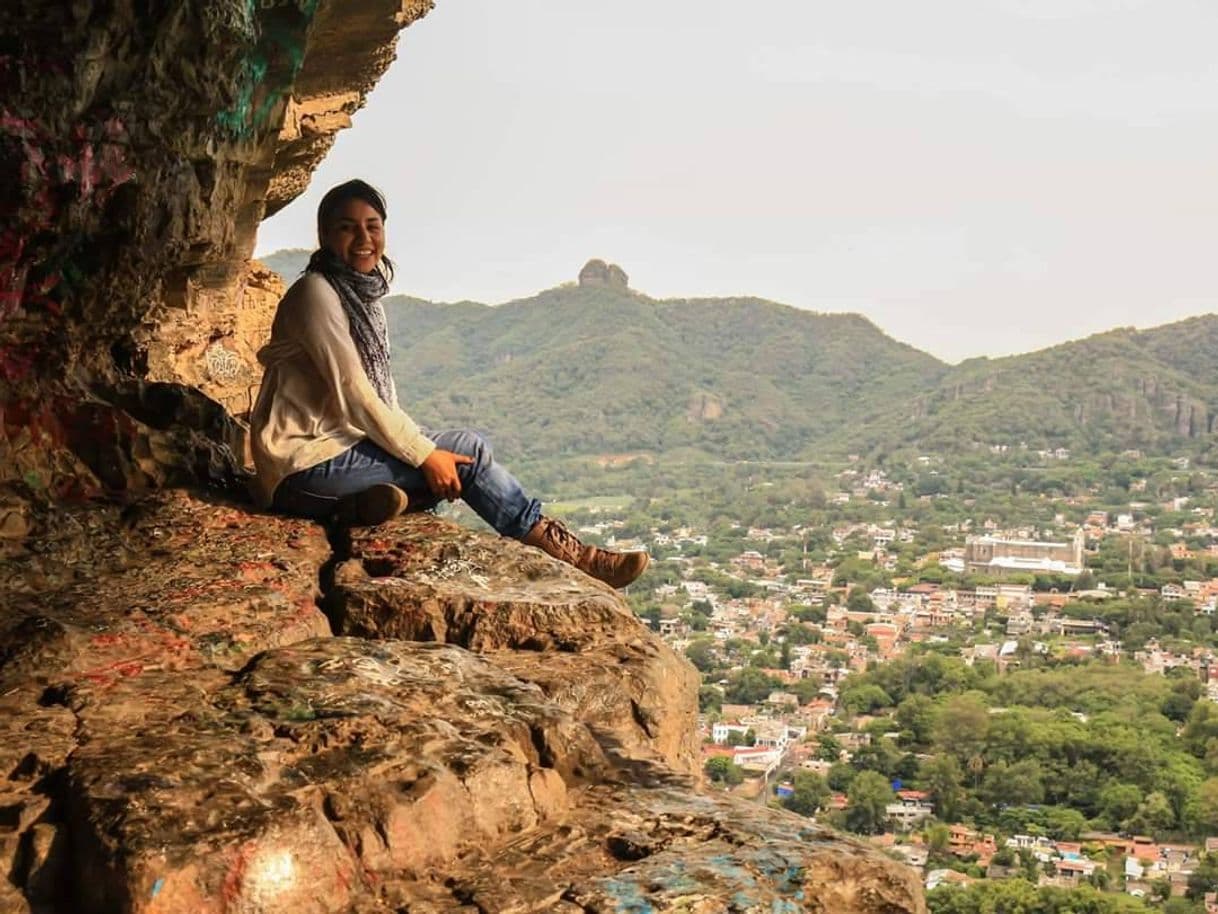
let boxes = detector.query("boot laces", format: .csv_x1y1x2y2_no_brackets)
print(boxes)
542,518,585,563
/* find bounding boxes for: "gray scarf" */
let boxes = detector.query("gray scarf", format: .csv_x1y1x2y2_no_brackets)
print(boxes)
307,249,397,407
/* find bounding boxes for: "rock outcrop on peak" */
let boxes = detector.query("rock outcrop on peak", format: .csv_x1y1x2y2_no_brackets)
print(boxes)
0,496,926,913
578,258,629,290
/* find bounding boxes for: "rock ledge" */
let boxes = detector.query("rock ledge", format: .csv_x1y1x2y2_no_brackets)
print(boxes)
0,493,925,913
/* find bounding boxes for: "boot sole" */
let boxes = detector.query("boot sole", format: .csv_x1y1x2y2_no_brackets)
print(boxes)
600,551,650,589
335,484,409,527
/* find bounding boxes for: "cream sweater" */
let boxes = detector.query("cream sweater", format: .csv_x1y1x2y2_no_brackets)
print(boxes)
249,272,435,507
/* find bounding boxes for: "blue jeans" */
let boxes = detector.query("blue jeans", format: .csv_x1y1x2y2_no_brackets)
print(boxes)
273,430,542,539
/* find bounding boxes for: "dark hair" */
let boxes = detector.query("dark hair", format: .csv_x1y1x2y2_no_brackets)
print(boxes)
315,179,395,281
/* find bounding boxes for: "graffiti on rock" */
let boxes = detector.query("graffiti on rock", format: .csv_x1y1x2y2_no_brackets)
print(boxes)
204,342,243,383
0,108,134,321
214,1,321,139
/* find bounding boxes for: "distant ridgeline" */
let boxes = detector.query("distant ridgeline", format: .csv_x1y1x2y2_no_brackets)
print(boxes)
261,252,1218,462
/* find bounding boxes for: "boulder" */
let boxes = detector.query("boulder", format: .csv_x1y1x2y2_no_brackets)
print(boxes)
330,514,702,777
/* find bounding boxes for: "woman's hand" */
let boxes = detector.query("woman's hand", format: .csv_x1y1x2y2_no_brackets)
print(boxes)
420,449,474,501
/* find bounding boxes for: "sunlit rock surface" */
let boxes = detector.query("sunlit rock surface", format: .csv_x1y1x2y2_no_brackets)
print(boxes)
330,515,702,777
0,495,925,913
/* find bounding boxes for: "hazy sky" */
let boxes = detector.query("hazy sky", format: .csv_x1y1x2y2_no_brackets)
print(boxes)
257,0,1218,363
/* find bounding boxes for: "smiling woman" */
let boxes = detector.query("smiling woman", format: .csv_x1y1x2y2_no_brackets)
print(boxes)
247,179,650,588
318,187,387,276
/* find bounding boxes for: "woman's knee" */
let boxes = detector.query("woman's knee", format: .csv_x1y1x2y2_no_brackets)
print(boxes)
444,429,492,465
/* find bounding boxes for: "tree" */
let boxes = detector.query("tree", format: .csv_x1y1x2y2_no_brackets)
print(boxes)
783,771,831,816
723,728,756,748
1125,791,1176,836
699,664,727,694
844,771,894,835
1150,877,1172,903
925,823,951,860
704,756,744,786
1186,852,1218,899
1041,806,1087,841
847,588,875,613
685,639,717,673
816,733,842,762
1099,783,1143,829
895,694,938,748
981,759,1044,808
637,604,661,630
1087,866,1112,891
1189,777,1218,835
724,668,781,704
827,762,856,792
919,754,963,822
851,738,904,779
841,684,893,715
1163,691,1197,723
933,694,989,762
966,754,986,791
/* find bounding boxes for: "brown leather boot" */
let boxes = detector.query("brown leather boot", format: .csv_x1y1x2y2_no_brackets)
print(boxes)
522,516,649,589
334,483,409,527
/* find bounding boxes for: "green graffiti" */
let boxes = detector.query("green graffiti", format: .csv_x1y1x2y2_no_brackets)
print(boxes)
214,1,320,139
215,56,269,137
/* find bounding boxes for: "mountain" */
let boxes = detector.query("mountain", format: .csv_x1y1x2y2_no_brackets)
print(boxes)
383,284,946,461
259,253,1218,462
259,248,312,282
862,316,1218,458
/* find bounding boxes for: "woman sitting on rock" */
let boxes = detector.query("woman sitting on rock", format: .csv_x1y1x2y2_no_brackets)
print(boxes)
249,179,647,589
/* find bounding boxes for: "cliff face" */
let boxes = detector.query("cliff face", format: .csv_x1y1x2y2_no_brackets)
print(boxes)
0,4,926,913
0,0,433,506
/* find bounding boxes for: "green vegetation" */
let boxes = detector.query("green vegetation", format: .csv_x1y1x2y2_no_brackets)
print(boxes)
927,881,1162,914
262,250,1218,516
837,655,1217,839
380,282,945,463
866,316,1218,460
704,755,744,786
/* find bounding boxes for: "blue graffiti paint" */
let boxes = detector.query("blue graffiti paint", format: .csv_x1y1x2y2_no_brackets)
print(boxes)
599,877,657,914
648,858,703,895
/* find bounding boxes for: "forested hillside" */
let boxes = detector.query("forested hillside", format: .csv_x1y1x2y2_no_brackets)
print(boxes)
862,317,1218,459
261,251,1218,463
383,284,946,460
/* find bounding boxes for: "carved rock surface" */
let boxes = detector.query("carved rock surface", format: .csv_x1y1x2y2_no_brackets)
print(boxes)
0,490,331,691
331,515,702,777
0,495,924,913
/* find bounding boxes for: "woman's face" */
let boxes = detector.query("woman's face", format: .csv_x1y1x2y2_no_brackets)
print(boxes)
320,198,385,273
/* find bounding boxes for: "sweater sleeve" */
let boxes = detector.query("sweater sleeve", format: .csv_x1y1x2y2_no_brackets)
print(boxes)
287,277,436,467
